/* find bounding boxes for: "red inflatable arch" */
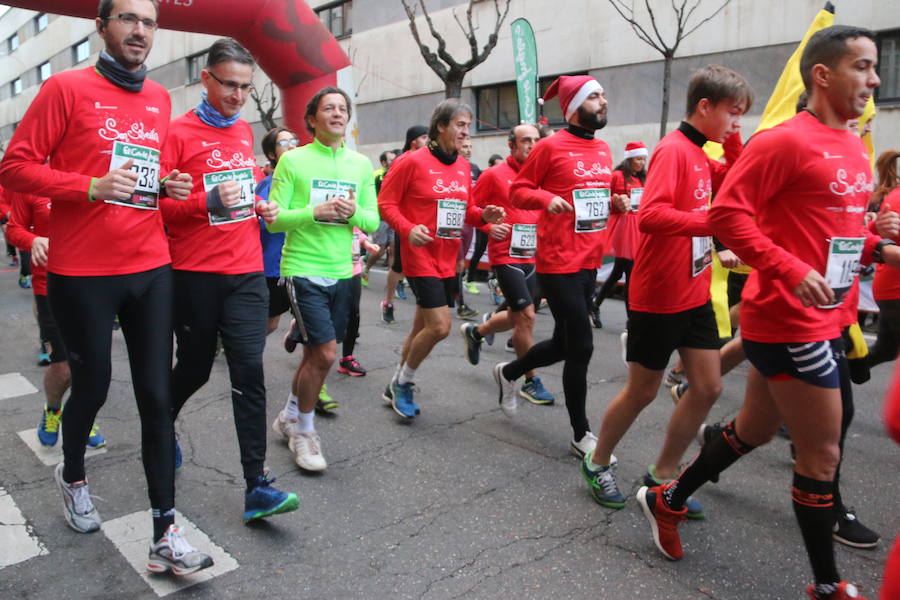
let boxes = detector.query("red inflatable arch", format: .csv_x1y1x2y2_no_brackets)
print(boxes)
3,0,352,141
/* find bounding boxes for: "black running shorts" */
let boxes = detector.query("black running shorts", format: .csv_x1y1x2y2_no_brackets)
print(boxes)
493,263,538,312
626,301,721,370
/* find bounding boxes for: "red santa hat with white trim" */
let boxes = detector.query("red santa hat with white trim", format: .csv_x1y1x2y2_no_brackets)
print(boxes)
538,75,603,123
623,141,648,159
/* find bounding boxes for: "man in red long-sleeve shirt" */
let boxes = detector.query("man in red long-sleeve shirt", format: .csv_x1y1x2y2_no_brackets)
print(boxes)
582,65,751,517
378,99,504,419
490,75,620,453
0,0,211,575
636,26,900,600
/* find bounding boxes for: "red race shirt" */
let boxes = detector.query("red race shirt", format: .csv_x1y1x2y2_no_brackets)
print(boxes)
473,155,539,266
630,126,721,313
606,170,643,260
709,111,878,343
379,147,484,279
510,129,612,273
0,67,172,276
873,189,900,302
5,190,50,295
160,111,263,274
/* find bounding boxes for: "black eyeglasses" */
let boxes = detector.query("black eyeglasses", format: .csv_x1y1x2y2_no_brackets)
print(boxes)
276,138,299,148
207,70,255,95
104,12,158,31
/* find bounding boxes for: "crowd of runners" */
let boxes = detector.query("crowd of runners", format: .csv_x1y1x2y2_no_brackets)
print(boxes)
0,0,898,597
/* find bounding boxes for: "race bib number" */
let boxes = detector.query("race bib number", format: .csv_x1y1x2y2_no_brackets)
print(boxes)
352,231,362,263
509,223,537,259
691,236,713,277
573,188,609,232
629,188,643,211
820,237,864,309
106,141,160,210
310,178,356,225
203,168,256,226
436,199,466,239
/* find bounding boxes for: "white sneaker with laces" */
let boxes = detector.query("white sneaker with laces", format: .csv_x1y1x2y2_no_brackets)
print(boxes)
54,463,101,533
570,431,599,459
289,431,327,471
147,524,214,576
272,409,299,440
492,362,518,417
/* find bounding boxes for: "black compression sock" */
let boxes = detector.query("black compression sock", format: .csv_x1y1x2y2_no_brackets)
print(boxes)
792,473,840,586
152,508,176,542
664,420,754,509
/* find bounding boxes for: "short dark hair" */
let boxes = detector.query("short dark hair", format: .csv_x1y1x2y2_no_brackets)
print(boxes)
261,126,296,162
507,123,539,144
428,98,473,142
799,25,876,92
488,154,504,166
379,150,396,165
98,0,159,22
686,64,753,116
206,38,254,69
304,86,353,135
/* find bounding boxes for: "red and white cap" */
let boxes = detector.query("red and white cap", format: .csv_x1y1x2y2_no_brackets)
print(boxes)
623,141,648,159
539,75,603,122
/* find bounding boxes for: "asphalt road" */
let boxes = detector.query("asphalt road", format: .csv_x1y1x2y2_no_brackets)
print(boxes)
0,264,895,599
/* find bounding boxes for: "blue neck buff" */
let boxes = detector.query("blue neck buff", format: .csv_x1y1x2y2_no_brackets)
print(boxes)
195,91,239,128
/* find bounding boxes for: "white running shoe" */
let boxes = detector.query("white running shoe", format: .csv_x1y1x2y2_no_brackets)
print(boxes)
289,431,327,471
570,431,599,459
54,463,101,533
147,524,214,576
492,362,518,418
272,409,299,440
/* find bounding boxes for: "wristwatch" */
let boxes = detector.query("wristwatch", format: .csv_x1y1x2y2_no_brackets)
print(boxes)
873,239,897,264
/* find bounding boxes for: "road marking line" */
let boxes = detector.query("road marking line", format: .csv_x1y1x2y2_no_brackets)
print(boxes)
0,372,38,401
102,510,238,597
17,429,107,466
0,486,49,569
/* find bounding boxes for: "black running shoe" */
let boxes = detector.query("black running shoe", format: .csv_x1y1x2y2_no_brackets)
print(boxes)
833,507,880,549
460,323,482,365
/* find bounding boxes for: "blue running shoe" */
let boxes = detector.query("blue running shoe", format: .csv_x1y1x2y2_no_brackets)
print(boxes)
488,277,502,305
86,424,106,448
174,437,183,471
519,376,555,405
18,274,31,289
243,475,299,521
37,343,51,366
396,280,407,300
644,466,704,519
37,407,62,446
390,378,420,419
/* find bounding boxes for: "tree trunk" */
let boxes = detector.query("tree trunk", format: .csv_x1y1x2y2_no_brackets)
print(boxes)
659,53,673,140
444,72,464,99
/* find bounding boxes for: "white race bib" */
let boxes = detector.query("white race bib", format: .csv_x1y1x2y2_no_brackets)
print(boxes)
106,141,160,210
310,178,357,225
203,168,256,226
436,199,466,239
820,237,864,308
691,236,713,277
629,187,643,211
509,223,537,259
573,188,610,232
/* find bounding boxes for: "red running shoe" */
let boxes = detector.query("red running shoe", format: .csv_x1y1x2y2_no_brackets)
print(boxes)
637,484,687,560
337,355,366,376
805,582,866,600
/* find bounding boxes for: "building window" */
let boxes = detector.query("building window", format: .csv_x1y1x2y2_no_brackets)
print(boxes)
73,38,91,64
7,32,18,53
11,78,22,96
317,0,352,38
475,76,570,133
878,29,900,104
186,51,208,84
38,61,51,82
34,13,48,34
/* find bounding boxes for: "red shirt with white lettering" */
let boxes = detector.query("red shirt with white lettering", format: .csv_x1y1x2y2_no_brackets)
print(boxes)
873,189,900,302
5,190,50,295
473,155,539,266
629,125,721,313
709,111,879,343
0,67,171,276
606,170,643,260
378,147,484,278
160,111,263,274
510,129,612,274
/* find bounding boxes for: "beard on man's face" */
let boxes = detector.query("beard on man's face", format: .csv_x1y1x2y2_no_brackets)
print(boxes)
576,105,607,131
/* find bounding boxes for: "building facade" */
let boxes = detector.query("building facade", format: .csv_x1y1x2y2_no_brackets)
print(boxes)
1,0,899,169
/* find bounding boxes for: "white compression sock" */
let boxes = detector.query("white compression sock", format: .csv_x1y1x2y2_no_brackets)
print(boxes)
296,409,315,433
283,393,299,420
398,364,416,386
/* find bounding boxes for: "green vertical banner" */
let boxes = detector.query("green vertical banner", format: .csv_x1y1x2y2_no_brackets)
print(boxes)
511,18,538,124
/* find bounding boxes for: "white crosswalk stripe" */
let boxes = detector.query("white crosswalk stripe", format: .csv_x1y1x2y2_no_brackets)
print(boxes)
17,429,107,466
0,372,38,401
0,486,48,569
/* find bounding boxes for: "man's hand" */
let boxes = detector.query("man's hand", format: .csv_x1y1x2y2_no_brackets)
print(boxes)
489,223,512,241
31,236,49,267
612,193,630,213
333,188,357,220
408,224,434,247
547,196,573,215
716,249,742,269
164,169,193,201
875,202,899,240
482,204,505,224
256,201,279,224
92,158,138,200
364,242,381,254
218,181,243,208
313,188,356,221
792,269,834,307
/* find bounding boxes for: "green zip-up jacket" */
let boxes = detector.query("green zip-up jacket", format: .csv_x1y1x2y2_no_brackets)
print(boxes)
267,138,379,279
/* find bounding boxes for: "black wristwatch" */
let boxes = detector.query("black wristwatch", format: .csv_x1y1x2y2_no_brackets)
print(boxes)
873,239,897,264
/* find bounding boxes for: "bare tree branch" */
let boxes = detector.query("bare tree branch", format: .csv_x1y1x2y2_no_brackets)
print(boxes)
681,0,730,39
